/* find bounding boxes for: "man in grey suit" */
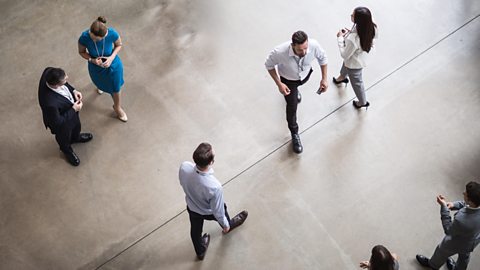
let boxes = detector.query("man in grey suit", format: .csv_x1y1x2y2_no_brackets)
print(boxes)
416,181,480,270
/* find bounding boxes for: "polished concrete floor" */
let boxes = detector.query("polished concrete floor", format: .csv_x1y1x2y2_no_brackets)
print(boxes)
1,0,480,269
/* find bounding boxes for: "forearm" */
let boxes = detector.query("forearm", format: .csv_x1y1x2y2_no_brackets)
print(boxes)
110,45,122,58
320,64,327,80
440,204,453,234
268,68,282,87
79,51,92,61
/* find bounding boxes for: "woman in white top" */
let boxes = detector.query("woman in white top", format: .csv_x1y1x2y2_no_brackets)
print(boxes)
333,7,377,109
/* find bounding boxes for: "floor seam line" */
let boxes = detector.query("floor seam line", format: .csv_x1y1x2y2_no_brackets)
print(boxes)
94,13,479,269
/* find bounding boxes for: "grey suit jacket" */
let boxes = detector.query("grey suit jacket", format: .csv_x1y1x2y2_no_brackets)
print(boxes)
438,201,480,253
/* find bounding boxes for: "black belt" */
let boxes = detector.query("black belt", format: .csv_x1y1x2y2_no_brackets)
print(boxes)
280,68,313,85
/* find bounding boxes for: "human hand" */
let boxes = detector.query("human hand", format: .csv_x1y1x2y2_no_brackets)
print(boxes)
72,100,83,112
359,261,370,269
319,78,328,92
337,28,349,37
73,90,82,101
102,56,113,68
222,227,230,234
92,58,103,66
437,195,448,206
278,83,291,95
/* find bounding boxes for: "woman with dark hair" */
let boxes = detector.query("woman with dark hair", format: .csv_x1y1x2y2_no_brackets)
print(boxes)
78,16,127,122
360,245,399,270
333,7,377,109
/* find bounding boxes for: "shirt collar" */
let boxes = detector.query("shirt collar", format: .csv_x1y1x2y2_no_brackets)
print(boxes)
195,166,214,175
288,44,310,58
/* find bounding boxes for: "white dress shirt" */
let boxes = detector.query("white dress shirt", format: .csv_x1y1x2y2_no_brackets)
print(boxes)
337,27,377,69
47,84,74,104
265,39,328,81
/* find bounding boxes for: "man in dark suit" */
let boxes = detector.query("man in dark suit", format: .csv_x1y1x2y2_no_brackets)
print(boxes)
38,67,93,166
416,181,480,270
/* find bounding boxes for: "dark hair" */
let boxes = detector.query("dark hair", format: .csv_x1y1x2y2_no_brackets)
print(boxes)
90,16,108,37
353,7,376,53
466,181,480,206
369,245,395,270
193,143,214,168
45,68,66,86
291,31,308,45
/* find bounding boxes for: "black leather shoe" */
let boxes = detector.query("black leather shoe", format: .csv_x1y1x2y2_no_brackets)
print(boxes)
352,100,370,110
74,133,93,143
197,233,210,260
292,133,303,154
63,150,80,166
297,91,302,103
416,255,436,269
333,77,349,84
446,257,455,270
228,210,248,232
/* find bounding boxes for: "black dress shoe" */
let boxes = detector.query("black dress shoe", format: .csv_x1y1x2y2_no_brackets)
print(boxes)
352,100,370,110
74,133,93,143
416,255,437,269
333,77,349,84
297,91,302,103
63,150,80,166
446,257,455,270
197,233,210,260
228,210,248,232
292,133,303,154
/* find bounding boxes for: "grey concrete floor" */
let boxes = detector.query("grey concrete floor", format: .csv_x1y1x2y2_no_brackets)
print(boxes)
1,0,479,269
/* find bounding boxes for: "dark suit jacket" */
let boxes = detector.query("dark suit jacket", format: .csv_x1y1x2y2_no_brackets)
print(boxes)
38,67,80,134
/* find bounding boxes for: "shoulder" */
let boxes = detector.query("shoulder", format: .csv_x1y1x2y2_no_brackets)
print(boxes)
108,28,120,39
273,41,290,53
180,161,195,171
78,30,90,44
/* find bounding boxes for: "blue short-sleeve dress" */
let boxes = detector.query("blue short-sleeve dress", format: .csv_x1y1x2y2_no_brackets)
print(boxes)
78,28,124,93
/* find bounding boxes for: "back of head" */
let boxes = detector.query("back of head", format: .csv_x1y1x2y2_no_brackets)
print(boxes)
370,245,395,270
45,67,66,85
466,181,480,207
291,30,308,45
193,142,214,168
90,16,108,37
353,7,376,52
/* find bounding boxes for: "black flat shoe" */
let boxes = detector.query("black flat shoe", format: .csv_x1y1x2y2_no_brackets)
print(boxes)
74,133,93,143
292,133,303,154
416,255,435,268
446,257,455,270
63,150,80,166
297,91,302,103
352,100,370,110
228,210,248,232
333,77,349,84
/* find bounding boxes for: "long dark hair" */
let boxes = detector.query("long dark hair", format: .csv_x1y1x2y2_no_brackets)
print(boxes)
369,245,395,270
353,7,376,53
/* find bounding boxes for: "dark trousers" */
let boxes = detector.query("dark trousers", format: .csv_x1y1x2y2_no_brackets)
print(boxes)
187,205,231,256
280,68,313,135
54,121,81,153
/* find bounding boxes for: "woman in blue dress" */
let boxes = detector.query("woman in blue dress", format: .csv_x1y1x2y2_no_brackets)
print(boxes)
78,16,127,122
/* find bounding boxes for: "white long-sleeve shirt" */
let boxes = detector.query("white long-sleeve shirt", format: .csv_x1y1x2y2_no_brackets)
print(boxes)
265,39,327,81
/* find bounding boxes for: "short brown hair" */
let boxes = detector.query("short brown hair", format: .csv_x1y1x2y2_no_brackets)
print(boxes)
193,143,214,168
292,31,308,45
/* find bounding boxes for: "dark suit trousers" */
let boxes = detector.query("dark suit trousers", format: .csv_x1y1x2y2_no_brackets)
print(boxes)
187,205,231,256
54,120,81,153
280,68,313,135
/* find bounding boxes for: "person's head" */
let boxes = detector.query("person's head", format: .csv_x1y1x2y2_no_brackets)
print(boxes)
89,16,108,41
291,30,309,57
45,68,67,88
193,142,215,169
369,245,395,270
465,181,480,207
352,7,376,53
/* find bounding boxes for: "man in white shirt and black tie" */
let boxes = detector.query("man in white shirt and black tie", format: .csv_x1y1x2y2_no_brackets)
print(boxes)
265,31,328,153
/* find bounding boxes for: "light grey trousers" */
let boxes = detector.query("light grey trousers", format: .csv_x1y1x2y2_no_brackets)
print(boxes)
340,63,367,105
